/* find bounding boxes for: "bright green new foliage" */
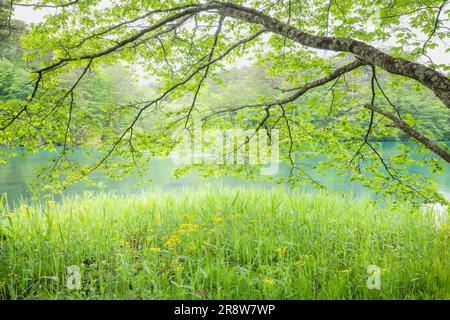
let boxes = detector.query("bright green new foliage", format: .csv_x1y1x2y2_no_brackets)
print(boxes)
0,0,449,203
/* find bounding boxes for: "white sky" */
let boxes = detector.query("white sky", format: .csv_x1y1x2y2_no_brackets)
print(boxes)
14,5,49,23
13,5,450,66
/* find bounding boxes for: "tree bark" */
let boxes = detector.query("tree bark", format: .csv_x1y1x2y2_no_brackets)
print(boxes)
364,104,450,163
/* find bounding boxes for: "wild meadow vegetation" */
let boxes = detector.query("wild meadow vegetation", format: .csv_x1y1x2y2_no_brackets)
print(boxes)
0,188,448,300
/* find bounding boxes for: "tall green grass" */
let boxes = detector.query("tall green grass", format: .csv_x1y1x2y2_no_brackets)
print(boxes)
0,187,448,299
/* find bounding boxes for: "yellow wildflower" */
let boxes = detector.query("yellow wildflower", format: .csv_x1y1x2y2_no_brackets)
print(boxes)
179,223,199,232
294,259,306,267
213,215,223,224
150,247,161,254
232,212,242,219
188,242,197,252
373,268,388,276
118,239,127,247
341,268,352,273
174,264,184,274
263,279,274,286
165,233,181,250
275,246,288,256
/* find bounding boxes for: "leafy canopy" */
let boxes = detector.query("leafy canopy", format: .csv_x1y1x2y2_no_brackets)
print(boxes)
1,0,449,204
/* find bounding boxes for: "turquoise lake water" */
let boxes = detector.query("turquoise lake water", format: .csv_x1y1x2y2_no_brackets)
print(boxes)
1,142,449,206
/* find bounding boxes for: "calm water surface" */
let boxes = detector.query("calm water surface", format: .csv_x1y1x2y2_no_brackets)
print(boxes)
1,142,449,207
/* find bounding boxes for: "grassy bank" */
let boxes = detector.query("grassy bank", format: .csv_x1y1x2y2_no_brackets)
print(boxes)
0,188,448,299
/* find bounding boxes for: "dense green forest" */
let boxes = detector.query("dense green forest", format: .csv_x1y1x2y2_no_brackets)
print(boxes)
1,18,449,146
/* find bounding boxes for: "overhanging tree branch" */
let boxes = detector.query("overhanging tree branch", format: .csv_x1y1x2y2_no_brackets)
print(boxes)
211,1,450,109
203,59,367,119
363,104,450,163
14,1,79,8
184,14,225,128
76,29,266,181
